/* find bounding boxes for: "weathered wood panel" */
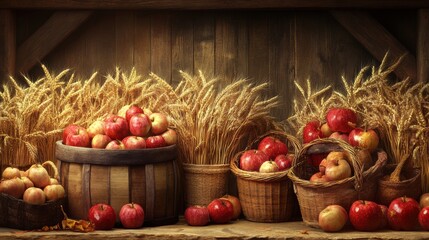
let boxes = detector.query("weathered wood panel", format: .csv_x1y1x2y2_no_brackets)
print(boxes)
22,10,385,120
418,9,429,83
0,10,15,82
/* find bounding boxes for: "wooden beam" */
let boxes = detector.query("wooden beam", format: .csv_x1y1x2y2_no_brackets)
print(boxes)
16,11,92,74
1,0,429,9
418,9,429,83
0,10,15,82
331,10,417,82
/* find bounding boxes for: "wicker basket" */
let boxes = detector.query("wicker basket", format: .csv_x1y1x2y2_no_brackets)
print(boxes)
288,138,387,228
230,130,301,222
182,163,230,206
377,164,422,206
0,161,67,230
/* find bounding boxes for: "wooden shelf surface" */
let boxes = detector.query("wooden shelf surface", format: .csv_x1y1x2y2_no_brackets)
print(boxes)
0,218,427,240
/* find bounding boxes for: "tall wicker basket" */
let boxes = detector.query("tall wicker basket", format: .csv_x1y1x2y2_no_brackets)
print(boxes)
288,138,387,228
230,130,301,222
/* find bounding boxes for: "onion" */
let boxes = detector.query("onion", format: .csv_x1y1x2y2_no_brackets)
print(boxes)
44,184,65,201
0,178,26,199
2,167,21,179
27,164,51,188
23,187,46,205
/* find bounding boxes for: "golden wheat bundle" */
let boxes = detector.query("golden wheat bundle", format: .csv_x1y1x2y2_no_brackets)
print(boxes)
163,70,280,165
287,54,429,192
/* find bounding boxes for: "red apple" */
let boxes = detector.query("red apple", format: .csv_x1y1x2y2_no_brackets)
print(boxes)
88,203,116,230
326,107,357,133
420,192,429,208
104,115,129,140
309,172,329,183
65,127,90,147
349,200,383,231
329,132,349,143
119,203,145,229
122,136,146,149
62,124,80,144
161,128,178,145
220,195,241,220
324,159,352,181
318,205,348,232
87,120,105,139
274,154,293,171
145,135,166,148
184,205,210,226
303,120,323,143
419,206,429,231
207,198,234,224
387,196,420,231
257,136,288,160
349,128,379,153
129,113,151,137
259,160,279,173
149,112,169,135
125,104,144,123
91,134,112,149
379,204,388,229
239,150,269,171
105,140,125,150
0,177,26,199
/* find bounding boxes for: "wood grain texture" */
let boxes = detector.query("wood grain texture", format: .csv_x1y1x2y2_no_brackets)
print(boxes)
16,10,92,73
193,12,215,75
248,13,269,85
2,0,429,9
110,166,130,221
418,9,429,83
134,12,151,75
0,10,15,81
151,12,172,83
331,10,417,81
115,11,135,72
171,12,193,86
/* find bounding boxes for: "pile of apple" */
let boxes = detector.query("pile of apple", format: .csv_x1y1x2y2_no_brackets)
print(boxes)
303,107,379,181
0,164,65,205
239,136,294,173
63,104,177,149
87,202,145,230
184,195,241,226
319,193,429,232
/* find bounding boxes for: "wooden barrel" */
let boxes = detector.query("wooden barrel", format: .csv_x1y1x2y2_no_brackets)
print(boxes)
55,141,179,226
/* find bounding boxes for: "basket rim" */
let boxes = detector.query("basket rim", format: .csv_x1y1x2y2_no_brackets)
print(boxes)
230,130,301,182
287,138,388,190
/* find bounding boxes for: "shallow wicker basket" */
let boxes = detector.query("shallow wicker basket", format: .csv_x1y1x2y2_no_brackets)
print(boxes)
230,130,301,222
0,161,67,230
288,138,387,228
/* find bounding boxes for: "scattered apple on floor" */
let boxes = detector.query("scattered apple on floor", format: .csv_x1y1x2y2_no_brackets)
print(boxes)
318,204,348,232
387,196,420,231
184,195,241,226
88,203,117,230
119,203,145,229
62,105,177,150
349,200,383,231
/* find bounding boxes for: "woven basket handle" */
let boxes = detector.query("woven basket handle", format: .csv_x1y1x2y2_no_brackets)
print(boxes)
41,160,59,180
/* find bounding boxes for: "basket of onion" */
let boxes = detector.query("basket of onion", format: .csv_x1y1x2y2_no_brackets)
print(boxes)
0,161,66,230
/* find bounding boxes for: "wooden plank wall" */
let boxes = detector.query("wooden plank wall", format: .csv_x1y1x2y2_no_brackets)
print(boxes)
18,10,378,120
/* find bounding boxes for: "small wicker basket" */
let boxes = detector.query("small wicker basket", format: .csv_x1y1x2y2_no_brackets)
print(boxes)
230,130,301,222
288,138,387,228
0,161,67,230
